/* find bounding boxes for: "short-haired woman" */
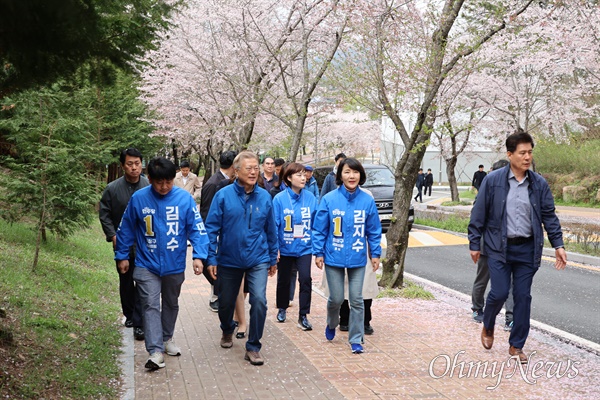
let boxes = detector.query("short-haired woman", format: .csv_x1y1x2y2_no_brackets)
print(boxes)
272,163,318,330
312,158,382,354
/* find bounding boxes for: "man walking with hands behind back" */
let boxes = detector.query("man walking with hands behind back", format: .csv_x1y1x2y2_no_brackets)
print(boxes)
468,129,567,364
99,148,148,341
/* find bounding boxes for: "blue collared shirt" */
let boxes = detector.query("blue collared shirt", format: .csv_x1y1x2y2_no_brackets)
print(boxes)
506,169,532,238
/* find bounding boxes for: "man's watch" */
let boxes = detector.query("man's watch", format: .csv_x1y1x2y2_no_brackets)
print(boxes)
555,246,564,250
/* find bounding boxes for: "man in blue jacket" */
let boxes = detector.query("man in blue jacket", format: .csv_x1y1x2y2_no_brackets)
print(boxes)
116,157,209,370
205,151,278,366
468,129,567,364
319,152,346,201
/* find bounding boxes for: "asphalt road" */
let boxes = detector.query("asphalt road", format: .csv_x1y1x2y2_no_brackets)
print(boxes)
403,243,600,344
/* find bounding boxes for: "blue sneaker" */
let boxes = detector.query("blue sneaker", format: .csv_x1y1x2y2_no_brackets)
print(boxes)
277,308,286,323
472,310,484,323
325,326,335,341
351,343,364,354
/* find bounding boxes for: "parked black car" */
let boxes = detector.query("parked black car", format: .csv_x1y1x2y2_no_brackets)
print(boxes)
313,164,414,232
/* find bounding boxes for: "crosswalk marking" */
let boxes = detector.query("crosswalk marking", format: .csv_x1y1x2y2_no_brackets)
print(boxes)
381,229,469,249
409,231,469,247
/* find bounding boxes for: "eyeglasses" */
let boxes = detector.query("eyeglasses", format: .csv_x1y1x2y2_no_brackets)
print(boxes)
240,166,260,172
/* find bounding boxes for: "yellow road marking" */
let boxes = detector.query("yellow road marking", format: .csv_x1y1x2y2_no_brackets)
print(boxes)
409,231,469,247
541,256,600,272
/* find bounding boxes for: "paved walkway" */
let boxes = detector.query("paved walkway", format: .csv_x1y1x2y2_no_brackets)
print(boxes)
123,254,600,399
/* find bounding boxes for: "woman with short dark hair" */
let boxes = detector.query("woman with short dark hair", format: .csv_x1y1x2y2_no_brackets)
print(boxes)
312,157,382,354
272,163,318,330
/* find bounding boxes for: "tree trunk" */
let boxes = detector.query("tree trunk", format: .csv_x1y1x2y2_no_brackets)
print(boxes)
380,143,427,288
289,102,309,162
446,156,460,202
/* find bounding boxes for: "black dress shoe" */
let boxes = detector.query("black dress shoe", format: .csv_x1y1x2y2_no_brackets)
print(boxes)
339,325,349,332
124,319,134,328
236,331,246,339
364,325,374,335
133,327,145,341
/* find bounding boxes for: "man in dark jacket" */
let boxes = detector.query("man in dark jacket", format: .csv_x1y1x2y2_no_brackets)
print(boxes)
472,164,487,191
199,150,237,312
468,129,567,364
99,148,149,341
414,168,425,203
424,168,434,196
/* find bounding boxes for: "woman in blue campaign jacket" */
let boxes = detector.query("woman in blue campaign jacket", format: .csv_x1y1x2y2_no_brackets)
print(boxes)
312,158,382,354
272,163,318,331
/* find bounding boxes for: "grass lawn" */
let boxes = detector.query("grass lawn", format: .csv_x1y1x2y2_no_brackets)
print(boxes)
0,219,122,399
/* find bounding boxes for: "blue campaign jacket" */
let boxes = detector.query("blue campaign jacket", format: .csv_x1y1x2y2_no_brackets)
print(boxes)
115,186,209,277
205,180,278,268
468,165,564,265
312,185,382,268
273,187,318,257
305,176,319,199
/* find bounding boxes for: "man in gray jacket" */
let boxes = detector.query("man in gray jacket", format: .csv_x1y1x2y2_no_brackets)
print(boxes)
99,148,149,341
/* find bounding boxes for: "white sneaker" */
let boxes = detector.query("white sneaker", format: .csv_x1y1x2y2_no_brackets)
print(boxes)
145,352,165,370
164,339,181,356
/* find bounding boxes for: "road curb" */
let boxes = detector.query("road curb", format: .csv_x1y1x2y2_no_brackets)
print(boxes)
119,326,135,400
405,272,600,356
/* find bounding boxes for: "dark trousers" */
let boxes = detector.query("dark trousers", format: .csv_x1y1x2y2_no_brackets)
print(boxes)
218,264,269,352
483,241,537,349
201,260,219,296
414,186,423,202
115,256,143,328
424,184,432,196
276,254,312,316
340,299,372,326
471,255,513,322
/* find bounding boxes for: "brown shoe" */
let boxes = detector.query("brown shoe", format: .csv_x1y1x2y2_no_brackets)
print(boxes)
481,326,494,349
244,350,264,365
220,333,233,348
509,346,528,364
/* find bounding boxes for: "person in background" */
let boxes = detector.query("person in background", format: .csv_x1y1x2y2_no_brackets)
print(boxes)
424,168,434,197
205,151,278,366
470,159,514,331
320,153,346,201
99,148,148,342
261,156,278,193
414,168,425,203
313,157,382,354
174,160,202,197
272,163,318,331
269,162,289,198
115,157,209,370
304,165,319,199
469,129,567,364
274,158,286,178
199,151,238,313
472,164,487,192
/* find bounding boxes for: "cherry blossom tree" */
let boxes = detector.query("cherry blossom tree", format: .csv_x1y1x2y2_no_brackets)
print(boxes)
140,0,349,170
332,0,540,288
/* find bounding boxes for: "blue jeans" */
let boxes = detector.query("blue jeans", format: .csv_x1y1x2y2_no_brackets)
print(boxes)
133,267,185,355
218,264,269,352
325,265,365,344
484,241,537,348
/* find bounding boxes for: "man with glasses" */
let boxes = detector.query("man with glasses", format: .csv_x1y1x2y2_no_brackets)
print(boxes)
99,148,148,341
205,151,278,366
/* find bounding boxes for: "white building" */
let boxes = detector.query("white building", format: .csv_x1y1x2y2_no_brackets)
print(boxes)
380,115,505,184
